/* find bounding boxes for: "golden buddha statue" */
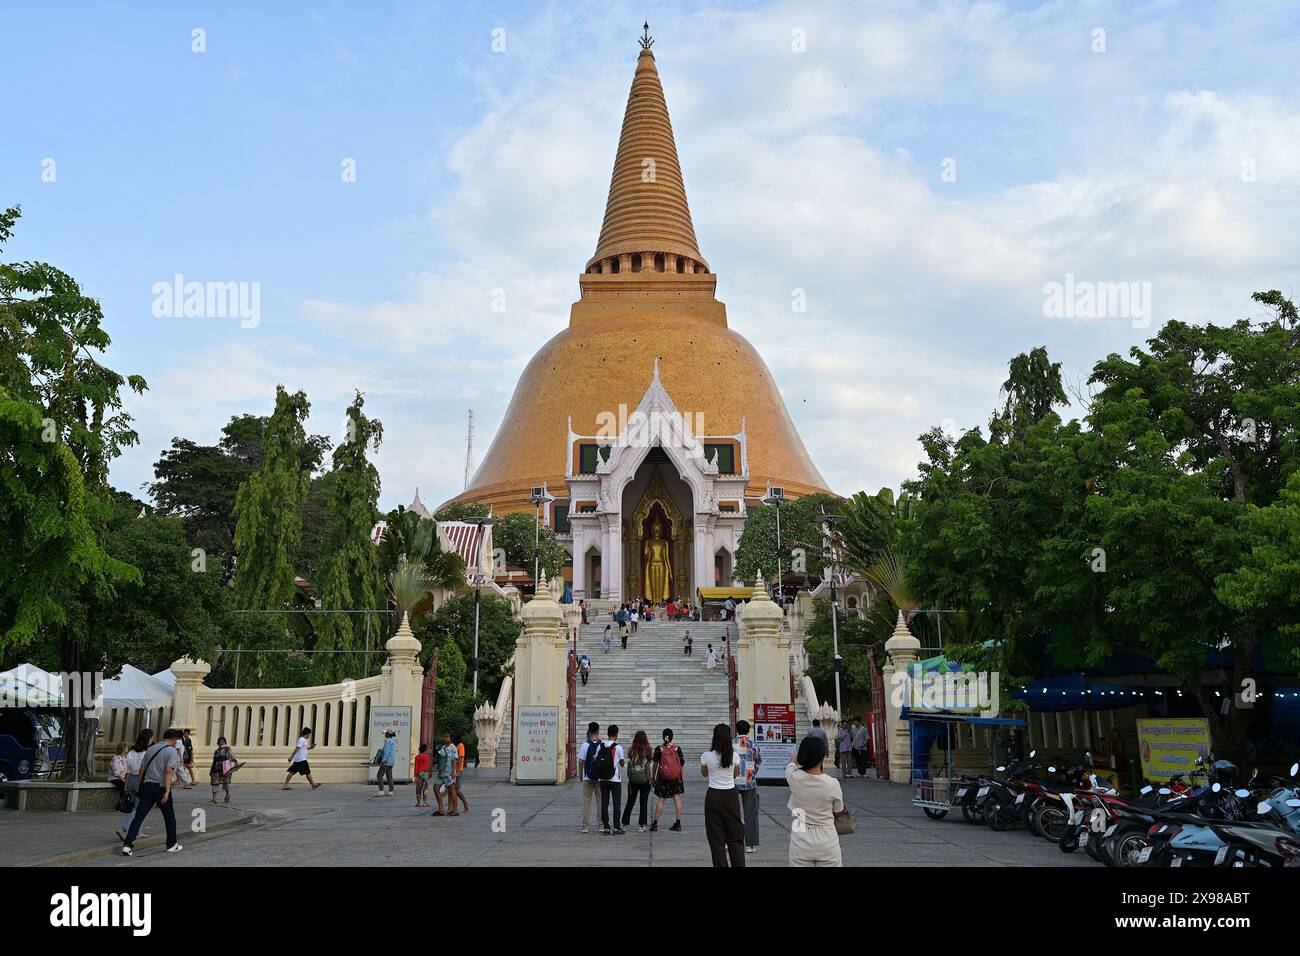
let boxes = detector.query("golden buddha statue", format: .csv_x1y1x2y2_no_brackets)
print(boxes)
643,520,672,603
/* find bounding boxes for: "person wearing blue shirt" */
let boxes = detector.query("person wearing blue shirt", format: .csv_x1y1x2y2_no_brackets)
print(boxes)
376,730,398,796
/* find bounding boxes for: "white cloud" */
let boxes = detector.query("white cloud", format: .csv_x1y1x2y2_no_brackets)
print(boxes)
110,0,1300,512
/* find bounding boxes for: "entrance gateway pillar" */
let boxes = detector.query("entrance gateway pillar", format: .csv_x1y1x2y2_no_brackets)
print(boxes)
735,578,791,724
510,578,568,784
881,610,921,784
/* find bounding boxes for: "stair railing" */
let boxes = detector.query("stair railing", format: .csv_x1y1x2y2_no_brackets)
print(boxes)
726,627,739,729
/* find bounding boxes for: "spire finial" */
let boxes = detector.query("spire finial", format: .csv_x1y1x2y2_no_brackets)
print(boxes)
639,21,653,51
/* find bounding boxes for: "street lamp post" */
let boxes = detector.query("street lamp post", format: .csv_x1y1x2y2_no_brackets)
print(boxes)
821,512,846,725
530,484,553,594
763,487,785,607
466,514,496,699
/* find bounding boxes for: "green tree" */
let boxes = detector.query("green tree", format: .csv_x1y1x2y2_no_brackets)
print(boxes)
997,345,1068,438
0,385,137,653
311,392,384,684
432,637,475,747
905,300,1300,764
434,503,565,580
434,501,489,523
734,492,843,583
230,386,313,685
53,492,226,675
377,507,465,594
488,510,567,581
0,204,147,776
803,600,875,701
1218,471,1300,650
150,413,330,582
233,386,311,609
414,592,520,703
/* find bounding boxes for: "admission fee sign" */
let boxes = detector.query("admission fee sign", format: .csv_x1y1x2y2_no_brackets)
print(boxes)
367,705,413,783
754,702,796,781
516,705,559,784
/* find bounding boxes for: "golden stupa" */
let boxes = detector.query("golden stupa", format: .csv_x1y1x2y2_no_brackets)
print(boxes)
447,30,831,516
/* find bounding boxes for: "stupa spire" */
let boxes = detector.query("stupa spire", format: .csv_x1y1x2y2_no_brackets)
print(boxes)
585,25,707,275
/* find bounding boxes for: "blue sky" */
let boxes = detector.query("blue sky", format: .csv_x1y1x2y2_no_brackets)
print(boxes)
5,0,1300,509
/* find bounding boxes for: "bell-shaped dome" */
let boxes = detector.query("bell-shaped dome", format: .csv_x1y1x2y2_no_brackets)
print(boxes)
444,31,831,515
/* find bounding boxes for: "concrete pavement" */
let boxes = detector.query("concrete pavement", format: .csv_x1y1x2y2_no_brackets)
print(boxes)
0,769,1096,868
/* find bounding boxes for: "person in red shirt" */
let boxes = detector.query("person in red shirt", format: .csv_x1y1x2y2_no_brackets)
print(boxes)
413,742,433,807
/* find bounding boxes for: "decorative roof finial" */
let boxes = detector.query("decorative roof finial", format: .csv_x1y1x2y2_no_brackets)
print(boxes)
639,20,654,51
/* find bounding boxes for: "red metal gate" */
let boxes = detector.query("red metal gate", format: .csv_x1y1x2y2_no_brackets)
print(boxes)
566,657,578,778
726,628,738,729
420,650,437,746
868,646,889,780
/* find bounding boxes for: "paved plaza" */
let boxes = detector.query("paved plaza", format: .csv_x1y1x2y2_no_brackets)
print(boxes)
3,770,1091,867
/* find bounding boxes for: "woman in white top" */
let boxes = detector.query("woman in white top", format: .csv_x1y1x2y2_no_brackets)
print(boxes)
785,734,848,867
114,729,153,843
699,723,745,867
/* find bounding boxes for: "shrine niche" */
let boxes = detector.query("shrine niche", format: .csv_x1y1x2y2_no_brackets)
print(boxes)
624,470,690,602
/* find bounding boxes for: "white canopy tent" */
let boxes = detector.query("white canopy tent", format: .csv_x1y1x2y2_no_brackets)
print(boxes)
0,663,63,707
98,665,175,712
150,668,176,689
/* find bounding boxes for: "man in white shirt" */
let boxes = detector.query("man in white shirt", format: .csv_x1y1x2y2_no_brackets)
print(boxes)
599,724,627,836
576,722,602,834
282,726,321,790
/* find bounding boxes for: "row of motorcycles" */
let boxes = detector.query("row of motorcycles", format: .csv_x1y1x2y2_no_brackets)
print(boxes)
947,751,1300,867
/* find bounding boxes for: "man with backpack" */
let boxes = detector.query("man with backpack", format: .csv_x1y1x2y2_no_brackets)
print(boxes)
594,724,626,835
577,722,603,834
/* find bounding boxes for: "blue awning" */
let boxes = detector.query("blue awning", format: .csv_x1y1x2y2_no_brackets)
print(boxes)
901,708,1026,727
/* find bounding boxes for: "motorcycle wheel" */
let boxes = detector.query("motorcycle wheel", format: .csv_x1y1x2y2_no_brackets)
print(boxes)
1086,832,1105,864
1110,826,1152,867
985,798,1007,831
1022,798,1042,837
961,801,979,825
922,807,949,820
1058,826,1080,853
1035,803,1070,843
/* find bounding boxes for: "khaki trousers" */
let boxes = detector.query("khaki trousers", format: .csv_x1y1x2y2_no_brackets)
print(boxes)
581,780,600,826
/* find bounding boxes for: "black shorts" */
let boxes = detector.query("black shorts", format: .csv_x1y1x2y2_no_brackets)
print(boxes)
289,760,312,776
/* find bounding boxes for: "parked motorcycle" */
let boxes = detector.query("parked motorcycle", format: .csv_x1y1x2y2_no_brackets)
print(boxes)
1144,762,1300,867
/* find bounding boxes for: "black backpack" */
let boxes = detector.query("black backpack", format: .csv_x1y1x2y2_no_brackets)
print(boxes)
584,739,604,779
591,741,616,781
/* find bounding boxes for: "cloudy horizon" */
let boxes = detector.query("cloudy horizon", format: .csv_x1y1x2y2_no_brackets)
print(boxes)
6,0,1299,511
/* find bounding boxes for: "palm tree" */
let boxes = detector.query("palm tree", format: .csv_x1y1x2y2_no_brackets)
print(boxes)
389,558,435,630
378,508,466,596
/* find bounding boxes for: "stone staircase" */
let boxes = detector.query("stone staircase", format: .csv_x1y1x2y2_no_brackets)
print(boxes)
573,619,734,762
491,618,825,769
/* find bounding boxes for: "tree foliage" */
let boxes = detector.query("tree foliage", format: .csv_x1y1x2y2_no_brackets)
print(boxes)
734,492,843,584
414,592,520,704
0,205,148,776
310,392,384,683
232,386,311,609
377,506,465,593
904,300,1300,763
149,414,331,582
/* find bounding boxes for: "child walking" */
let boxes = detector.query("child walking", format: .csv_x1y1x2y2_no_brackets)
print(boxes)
414,742,432,807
